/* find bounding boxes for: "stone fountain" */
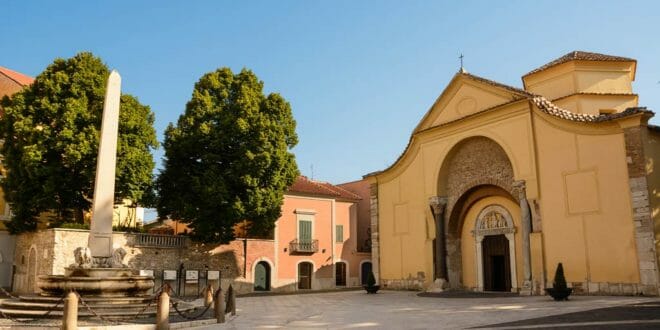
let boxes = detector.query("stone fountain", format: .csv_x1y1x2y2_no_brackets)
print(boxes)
0,71,155,318
37,71,153,298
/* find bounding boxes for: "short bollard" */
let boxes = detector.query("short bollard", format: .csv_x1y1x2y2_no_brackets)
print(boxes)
204,284,214,307
61,291,78,330
228,285,236,316
157,286,170,330
214,287,225,323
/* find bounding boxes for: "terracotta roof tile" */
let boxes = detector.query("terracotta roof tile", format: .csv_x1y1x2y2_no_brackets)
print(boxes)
551,92,637,102
287,176,361,200
532,96,652,122
462,72,535,98
0,66,35,86
523,51,635,77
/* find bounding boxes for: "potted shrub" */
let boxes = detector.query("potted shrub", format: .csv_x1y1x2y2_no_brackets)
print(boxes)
545,262,572,301
364,271,380,294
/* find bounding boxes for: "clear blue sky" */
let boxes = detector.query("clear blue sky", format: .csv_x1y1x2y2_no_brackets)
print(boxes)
3,1,660,185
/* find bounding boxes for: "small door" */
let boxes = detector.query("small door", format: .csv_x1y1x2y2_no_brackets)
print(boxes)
482,234,511,291
254,261,270,291
335,262,347,286
298,262,313,290
361,262,373,285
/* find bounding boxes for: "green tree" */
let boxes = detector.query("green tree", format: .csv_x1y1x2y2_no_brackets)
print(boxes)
157,68,298,243
0,52,158,233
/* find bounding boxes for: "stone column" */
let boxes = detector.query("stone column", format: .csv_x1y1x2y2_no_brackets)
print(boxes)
429,196,448,283
475,235,484,291
88,70,121,259
513,180,532,294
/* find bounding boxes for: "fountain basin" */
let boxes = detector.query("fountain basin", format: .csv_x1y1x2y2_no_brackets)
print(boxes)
38,270,154,297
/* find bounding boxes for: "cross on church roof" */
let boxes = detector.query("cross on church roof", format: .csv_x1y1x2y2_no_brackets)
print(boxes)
459,53,467,73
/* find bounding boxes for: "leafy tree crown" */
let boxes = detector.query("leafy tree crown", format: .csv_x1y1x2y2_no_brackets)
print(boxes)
0,52,158,233
157,67,299,243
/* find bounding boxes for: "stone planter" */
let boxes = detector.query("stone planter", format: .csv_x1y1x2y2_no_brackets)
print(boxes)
545,287,572,301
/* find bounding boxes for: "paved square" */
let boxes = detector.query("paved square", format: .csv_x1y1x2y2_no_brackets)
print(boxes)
192,290,660,329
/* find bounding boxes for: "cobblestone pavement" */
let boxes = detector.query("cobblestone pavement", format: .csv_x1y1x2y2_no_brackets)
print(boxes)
192,290,660,329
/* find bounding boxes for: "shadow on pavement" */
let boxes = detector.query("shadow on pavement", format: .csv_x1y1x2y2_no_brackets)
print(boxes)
473,301,660,329
418,290,519,298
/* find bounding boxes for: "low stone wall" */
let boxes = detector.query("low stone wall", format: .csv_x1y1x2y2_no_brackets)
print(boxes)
12,229,265,294
13,228,369,295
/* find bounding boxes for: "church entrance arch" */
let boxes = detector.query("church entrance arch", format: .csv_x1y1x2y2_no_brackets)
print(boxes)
474,205,517,292
436,136,518,289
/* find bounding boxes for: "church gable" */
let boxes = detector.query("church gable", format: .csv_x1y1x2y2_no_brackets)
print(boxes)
416,73,531,132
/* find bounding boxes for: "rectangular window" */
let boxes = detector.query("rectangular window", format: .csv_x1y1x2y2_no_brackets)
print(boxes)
335,225,344,243
299,219,312,242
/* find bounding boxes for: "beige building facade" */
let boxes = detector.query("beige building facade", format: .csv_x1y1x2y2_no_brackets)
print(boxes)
366,51,659,296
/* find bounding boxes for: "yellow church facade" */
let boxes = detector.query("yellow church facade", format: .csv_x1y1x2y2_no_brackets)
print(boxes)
366,51,659,296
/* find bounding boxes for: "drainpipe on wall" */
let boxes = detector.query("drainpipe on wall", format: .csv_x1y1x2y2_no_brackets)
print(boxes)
243,238,247,279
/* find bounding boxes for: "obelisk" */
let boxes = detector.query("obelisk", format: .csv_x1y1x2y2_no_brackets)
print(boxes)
88,70,121,259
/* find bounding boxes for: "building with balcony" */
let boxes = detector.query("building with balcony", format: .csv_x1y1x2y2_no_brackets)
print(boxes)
270,176,372,291
143,176,373,293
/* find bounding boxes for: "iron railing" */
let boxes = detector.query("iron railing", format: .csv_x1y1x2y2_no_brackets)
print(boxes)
131,233,190,248
289,239,318,253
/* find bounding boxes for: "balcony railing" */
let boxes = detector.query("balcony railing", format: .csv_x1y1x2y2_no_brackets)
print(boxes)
289,239,318,254
130,233,190,248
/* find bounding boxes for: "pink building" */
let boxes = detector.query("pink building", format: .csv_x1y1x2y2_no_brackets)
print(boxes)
212,176,373,292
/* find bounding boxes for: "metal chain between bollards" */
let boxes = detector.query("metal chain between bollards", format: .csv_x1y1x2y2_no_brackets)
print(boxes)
74,283,166,325
75,291,122,325
170,298,213,321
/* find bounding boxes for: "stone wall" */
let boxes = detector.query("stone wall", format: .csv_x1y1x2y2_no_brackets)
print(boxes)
11,228,274,295
624,126,659,295
12,230,57,293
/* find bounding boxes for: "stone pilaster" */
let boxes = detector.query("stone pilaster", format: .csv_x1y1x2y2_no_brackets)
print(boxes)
369,183,380,285
429,196,448,284
624,127,659,295
513,180,532,295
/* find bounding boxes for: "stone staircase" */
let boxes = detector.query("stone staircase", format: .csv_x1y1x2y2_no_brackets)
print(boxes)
0,294,166,319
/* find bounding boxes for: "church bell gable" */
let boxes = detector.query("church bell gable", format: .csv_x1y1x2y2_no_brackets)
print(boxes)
415,72,532,133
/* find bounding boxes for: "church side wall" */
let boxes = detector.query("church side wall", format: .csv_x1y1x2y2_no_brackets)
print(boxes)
533,114,643,294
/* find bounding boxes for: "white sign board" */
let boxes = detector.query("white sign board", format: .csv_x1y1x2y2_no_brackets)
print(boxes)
207,271,220,280
163,270,177,280
139,269,154,277
186,270,199,283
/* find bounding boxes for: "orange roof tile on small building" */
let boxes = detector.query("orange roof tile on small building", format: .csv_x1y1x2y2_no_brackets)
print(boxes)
0,66,35,86
287,176,361,200
523,51,636,78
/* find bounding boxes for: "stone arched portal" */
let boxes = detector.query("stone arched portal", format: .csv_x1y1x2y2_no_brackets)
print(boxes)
433,136,520,289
